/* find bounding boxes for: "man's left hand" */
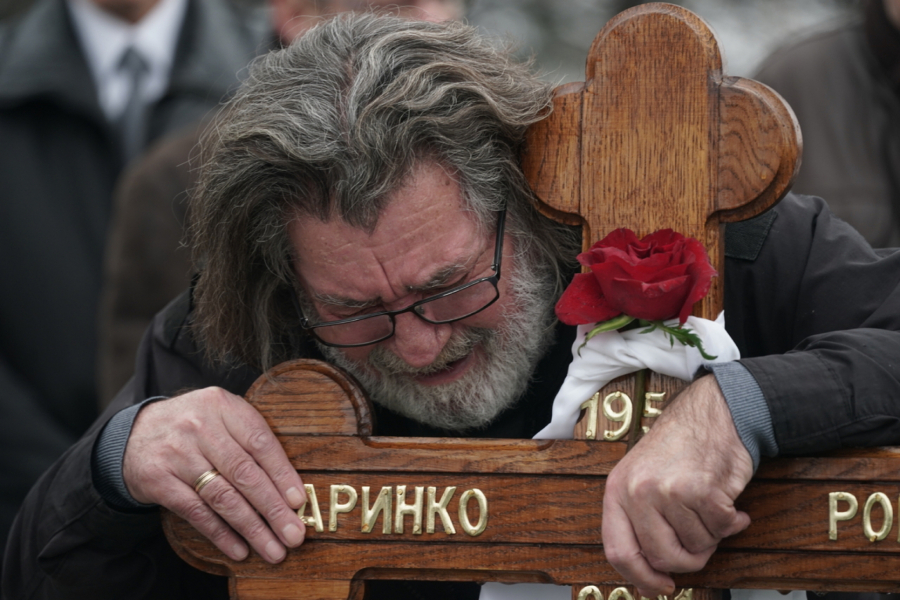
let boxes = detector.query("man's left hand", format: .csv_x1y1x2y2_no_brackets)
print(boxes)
601,375,754,596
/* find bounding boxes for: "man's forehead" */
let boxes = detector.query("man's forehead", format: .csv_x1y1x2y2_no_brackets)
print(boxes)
288,162,486,301
289,203,478,270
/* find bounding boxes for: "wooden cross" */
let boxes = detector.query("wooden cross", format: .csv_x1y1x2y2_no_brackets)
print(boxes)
165,360,900,599
164,5,900,600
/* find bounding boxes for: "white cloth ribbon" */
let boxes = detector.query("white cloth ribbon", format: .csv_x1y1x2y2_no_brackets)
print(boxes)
534,313,739,440
479,314,739,600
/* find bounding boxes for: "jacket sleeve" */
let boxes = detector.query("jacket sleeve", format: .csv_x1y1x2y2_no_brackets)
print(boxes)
1,292,255,600
724,194,900,454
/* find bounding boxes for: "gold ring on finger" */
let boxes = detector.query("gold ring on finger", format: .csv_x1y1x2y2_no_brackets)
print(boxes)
193,469,221,494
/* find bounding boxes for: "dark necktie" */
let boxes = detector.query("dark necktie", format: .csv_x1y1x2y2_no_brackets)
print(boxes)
116,46,150,163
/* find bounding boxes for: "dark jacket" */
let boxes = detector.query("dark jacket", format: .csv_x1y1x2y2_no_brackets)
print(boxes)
5,193,900,599
0,0,267,552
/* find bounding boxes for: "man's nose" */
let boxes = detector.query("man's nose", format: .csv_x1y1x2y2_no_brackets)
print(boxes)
388,311,451,368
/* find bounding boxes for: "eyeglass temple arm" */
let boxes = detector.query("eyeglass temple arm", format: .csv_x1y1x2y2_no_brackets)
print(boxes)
492,206,507,278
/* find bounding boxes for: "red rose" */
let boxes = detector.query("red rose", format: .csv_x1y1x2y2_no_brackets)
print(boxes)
555,228,717,326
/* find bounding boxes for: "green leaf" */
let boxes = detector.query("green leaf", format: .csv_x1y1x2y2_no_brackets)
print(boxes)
577,315,718,361
577,314,635,355
639,320,659,335
584,315,635,341
637,320,718,360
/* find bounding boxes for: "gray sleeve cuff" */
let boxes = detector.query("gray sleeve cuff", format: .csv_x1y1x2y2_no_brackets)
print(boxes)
91,397,167,511
706,362,779,471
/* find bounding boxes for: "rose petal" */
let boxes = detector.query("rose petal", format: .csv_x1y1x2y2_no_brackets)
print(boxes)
579,229,640,265
563,227,717,326
593,245,677,269
555,272,620,325
641,229,680,246
593,255,689,284
598,228,641,251
598,274,691,321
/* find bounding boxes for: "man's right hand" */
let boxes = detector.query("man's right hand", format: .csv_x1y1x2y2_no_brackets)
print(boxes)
122,387,308,563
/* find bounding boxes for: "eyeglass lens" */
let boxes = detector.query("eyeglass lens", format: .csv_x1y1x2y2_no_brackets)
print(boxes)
312,278,499,346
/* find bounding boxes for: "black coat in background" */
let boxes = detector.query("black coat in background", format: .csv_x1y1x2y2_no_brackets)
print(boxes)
0,0,267,552
754,0,900,248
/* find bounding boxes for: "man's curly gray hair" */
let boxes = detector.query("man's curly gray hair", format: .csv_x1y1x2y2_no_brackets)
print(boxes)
189,12,577,370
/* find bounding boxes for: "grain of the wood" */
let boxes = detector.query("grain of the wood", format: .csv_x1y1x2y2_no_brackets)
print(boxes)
231,578,359,600
244,359,372,436
278,436,622,475
716,77,802,222
169,505,900,592
167,432,900,550
521,81,585,229
580,7,719,249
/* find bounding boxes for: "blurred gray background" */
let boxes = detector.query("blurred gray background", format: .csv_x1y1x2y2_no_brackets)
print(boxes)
0,0,858,80
466,0,856,83
0,0,856,80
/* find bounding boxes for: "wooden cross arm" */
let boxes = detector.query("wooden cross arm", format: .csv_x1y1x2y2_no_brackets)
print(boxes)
164,361,900,599
523,71,801,237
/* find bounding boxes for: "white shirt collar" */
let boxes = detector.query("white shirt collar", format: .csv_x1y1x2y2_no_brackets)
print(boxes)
67,0,189,121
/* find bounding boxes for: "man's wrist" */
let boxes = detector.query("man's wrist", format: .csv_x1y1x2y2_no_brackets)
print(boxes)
91,397,167,511
705,362,779,471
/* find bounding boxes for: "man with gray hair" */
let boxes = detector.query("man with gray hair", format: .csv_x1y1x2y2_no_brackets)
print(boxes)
6,12,900,600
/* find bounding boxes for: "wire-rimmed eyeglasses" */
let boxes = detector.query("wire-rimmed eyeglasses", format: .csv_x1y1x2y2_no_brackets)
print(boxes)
297,207,506,348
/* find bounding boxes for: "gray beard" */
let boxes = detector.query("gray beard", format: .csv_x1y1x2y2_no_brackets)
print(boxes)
317,254,558,431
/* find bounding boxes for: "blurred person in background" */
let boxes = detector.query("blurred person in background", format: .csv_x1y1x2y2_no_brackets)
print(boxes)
0,0,267,555
95,0,466,406
755,0,900,247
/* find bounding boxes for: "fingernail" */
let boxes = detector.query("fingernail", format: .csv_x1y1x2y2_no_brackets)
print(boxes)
232,543,248,561
286,486,305,508
283,523,303,546
266,540,286,562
